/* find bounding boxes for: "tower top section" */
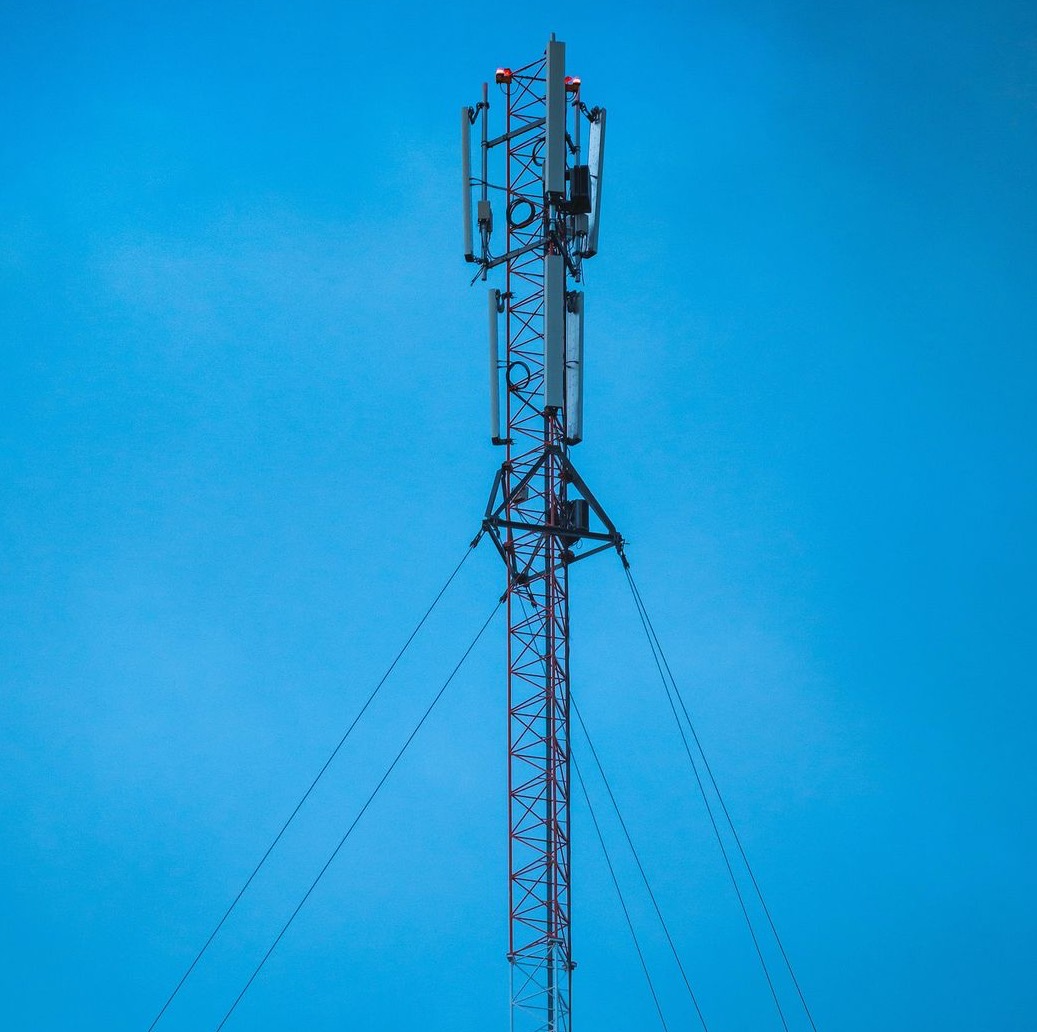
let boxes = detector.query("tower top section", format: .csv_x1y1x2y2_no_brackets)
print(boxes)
461,38,606,279
462,38,606,449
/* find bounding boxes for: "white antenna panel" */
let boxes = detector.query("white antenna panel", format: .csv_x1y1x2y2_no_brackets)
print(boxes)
584,109,606,258
544,252,565,409
565,292,584,444
489,288,503,442
544,41,566,199
461,107,474,260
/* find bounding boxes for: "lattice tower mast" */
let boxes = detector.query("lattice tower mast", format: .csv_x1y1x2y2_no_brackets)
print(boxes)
462,35,621,1032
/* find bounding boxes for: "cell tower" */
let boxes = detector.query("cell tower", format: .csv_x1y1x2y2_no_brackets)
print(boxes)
462,36,624,1032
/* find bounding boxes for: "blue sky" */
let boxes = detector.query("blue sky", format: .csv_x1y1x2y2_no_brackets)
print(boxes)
1,1,1034,1029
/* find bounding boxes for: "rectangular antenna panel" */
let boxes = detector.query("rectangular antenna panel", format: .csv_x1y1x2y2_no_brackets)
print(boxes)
584,109,606,258
544,252,565,409
489,288,502,442
565,292,584,444
461,108,474,259
544,41,566,199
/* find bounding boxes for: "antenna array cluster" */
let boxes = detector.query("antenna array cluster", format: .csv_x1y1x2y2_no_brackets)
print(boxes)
462,39,606,446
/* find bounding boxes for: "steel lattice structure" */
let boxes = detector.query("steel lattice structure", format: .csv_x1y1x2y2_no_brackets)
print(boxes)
463,37,622,1032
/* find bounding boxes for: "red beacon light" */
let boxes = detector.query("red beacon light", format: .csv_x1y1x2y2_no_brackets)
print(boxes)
495,67,513,84
565,75,581,93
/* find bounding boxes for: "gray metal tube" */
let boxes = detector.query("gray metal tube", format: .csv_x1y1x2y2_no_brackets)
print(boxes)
481,82,489,204
480,83,490,265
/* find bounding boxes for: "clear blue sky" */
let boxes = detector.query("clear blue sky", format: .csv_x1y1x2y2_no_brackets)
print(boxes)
1,1,1034,1030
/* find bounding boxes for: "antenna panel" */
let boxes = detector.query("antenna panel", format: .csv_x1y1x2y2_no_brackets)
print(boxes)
584,109,606,258
461,107,474,260
565,292,584,444
489,288,503,442
544,252,565,409
544,41,566,200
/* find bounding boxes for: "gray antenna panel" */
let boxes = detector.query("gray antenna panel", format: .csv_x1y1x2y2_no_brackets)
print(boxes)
544,252,565,409
461,107,474,260
489,288,502,441
544,37,567,409
584,109,606,258
565,292,584,444
544,40,566,198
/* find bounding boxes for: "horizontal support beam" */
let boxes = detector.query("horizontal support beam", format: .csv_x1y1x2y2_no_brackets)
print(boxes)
486,117,546,149
485,517,616,544
482,237,544,270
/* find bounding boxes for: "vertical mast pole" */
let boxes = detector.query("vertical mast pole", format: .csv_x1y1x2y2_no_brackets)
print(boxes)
466,38,616,1031
501,40,571,1032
